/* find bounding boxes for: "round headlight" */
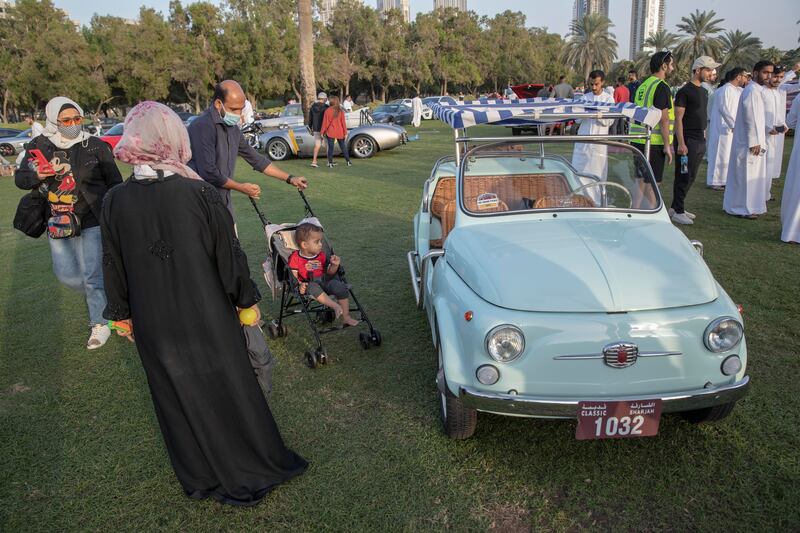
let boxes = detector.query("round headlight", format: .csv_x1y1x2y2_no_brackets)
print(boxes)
704,317,743,353
721,355,742,376
485,325,525,362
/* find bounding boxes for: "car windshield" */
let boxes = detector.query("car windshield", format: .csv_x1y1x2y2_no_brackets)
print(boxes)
459,139,660,214
375,105,400,113
282,104,302,117
105,124,124,135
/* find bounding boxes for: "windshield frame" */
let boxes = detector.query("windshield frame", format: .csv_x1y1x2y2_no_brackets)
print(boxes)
456,139,662,218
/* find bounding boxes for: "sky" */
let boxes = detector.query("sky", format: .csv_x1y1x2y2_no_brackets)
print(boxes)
54,0,800,60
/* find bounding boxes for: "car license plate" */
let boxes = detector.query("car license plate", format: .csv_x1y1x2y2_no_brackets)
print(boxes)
575,400,662,440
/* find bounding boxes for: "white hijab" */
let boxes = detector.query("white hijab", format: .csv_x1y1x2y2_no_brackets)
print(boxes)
42,96,91,149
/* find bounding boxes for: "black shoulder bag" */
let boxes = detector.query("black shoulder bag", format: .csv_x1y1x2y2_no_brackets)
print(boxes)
13,183,49,238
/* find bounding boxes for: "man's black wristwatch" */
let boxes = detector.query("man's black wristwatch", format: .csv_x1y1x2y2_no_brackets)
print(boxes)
286,174,294,184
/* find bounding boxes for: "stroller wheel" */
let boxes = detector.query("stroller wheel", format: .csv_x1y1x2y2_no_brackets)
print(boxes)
321,308,336,324
358,332,371,350
371,329,382,347
316,348,328,365
304,351,318,369
267,324,279,339
278,324,289,337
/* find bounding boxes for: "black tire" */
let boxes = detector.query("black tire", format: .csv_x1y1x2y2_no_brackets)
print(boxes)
321,308,336,324
305,351,318,369
680,402,737,424
267,324,279,339
371,329,382,347
316,349,328,365
438,344,476,439
278,323,288,337
350,135,376,159
359,332,371,350
266,138,290,161
0,144,14,156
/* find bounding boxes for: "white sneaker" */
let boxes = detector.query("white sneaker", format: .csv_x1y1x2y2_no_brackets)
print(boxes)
87,324,111,350
685,210,696,220
671,212,694,225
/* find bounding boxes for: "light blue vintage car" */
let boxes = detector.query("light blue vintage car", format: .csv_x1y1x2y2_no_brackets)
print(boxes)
408,98,749,440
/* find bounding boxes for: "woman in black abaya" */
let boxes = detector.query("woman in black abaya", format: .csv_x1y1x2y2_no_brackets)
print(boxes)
101,101,306,506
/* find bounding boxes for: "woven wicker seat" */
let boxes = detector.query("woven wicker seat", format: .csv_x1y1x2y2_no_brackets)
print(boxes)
429,173,571,247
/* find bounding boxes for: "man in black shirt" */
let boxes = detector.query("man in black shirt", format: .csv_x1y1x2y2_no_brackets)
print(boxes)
671,56,720,225
626,70,640,103
308,92,328,168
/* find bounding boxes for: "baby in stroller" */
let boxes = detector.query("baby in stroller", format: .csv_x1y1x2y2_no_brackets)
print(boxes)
287,222,360,327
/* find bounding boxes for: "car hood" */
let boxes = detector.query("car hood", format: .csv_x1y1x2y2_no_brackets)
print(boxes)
445,218,717,313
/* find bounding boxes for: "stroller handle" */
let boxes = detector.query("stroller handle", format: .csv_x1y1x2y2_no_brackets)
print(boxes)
299,189,316,218
249,197,271,226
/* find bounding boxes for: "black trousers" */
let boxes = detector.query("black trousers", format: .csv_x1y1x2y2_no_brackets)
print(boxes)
633,142,667,183
671,136,706,214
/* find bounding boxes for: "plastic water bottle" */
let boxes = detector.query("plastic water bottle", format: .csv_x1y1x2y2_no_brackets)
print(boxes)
680,155,688,175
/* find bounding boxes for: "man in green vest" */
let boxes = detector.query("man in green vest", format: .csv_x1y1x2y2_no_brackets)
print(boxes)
631,51,675,202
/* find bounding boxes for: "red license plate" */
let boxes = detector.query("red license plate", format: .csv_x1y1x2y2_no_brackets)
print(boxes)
575,400,662,440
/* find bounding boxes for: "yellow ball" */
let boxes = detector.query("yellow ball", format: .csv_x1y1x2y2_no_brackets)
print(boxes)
239,308,258,326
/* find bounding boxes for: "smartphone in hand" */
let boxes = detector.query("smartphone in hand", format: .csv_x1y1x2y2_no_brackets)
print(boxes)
27,149,56,175
775,125,787,133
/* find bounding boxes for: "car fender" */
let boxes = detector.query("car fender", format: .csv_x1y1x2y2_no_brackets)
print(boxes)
259,130,297,155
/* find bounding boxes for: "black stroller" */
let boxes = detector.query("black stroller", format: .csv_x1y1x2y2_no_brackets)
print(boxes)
250,191,381,369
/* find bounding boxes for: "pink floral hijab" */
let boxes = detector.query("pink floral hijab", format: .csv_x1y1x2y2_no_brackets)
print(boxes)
114,101,201,180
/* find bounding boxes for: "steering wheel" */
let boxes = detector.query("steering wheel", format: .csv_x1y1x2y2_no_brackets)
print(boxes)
571,181,633,208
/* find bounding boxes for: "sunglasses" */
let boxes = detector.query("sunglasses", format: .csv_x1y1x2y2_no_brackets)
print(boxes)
58,117,83,126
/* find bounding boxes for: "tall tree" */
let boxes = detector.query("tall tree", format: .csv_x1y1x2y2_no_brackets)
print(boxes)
759,46,784,64
297,0,316,118
563,13,618,82
169,1,223,112
675,9,724,65
719,30,762,73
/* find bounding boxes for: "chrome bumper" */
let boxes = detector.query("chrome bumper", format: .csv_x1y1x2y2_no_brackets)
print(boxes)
459,376,750,418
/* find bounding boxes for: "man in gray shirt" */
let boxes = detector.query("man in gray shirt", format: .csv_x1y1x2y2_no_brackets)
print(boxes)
553,76,575,99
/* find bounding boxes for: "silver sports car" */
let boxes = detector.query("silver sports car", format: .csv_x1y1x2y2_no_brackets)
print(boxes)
0,129,33,156
258,124,407,161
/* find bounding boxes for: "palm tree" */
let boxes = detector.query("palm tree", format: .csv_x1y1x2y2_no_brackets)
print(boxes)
562,13,618,82
675,9,725,64
297,0,316,121
720,30,762,73
643,29,680,53
760,46,783,64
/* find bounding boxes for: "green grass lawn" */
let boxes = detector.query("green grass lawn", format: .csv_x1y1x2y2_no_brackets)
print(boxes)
1,123,798,531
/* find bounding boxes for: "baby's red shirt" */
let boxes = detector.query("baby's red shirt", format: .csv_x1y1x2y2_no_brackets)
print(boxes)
288,251,327,282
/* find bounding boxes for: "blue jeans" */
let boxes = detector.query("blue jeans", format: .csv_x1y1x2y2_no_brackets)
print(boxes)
48,225,107,327
326,137,350,164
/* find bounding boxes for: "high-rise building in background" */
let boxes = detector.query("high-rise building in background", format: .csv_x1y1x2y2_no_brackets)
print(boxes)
433,0,467,11
571,0,609,28
629,0,666,59
377,0,410,23
320,0,364,25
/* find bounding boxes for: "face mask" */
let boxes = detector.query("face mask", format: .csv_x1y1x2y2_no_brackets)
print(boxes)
220,104,241,127
58,124,82,139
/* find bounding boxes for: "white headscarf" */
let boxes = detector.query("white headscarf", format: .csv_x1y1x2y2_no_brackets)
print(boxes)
42,96,91,149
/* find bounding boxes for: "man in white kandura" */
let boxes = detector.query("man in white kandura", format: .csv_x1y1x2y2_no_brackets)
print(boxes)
572,70,615,180
723,61,774,219
780,93,800,244
706,68,746,190
763,65,787,200
411,93,423,128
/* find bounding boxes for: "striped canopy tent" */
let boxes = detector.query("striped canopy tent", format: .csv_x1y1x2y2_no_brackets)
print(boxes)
430,97,662,130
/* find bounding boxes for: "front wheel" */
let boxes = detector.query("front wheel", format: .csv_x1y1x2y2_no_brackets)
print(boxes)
679,402,737,424
0,144,14,156
266,138,291,161
438,344,476,439
350,135,376,159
